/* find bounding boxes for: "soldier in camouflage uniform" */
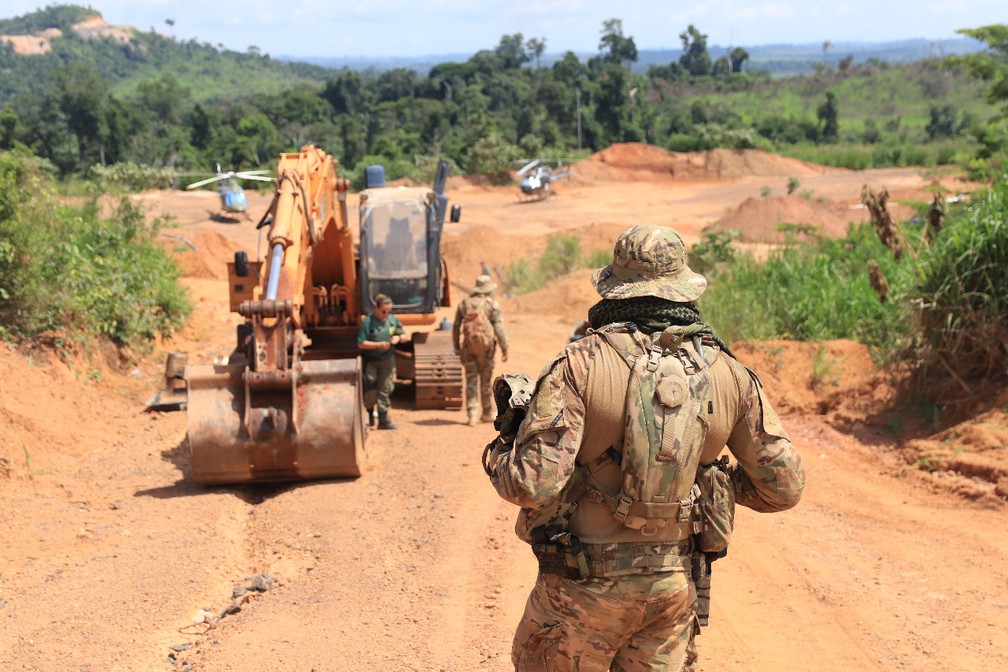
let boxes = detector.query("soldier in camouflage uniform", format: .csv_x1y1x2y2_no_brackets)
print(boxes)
453,274,509,425
486,225,805,671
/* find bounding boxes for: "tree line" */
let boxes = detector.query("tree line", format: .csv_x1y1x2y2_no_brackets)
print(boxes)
0,10,1001,183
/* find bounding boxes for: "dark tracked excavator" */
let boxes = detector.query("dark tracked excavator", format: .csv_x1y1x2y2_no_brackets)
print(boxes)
184,146,462,484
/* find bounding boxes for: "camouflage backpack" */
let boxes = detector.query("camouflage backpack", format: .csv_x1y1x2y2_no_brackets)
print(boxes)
584,324,716,538
461,297,495,357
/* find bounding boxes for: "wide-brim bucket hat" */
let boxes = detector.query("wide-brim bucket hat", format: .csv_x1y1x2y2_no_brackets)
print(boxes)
591,224,707,301
473,274,497,294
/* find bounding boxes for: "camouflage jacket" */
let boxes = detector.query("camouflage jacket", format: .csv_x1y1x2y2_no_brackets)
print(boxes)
488,330,806,545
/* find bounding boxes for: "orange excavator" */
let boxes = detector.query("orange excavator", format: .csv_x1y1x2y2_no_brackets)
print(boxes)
184,145,462,484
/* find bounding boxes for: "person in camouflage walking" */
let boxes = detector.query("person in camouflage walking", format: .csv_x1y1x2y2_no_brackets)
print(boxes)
485,224,805,671
454,274,510,425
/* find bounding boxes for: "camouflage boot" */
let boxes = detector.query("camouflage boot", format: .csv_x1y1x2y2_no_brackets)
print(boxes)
368,406,376,428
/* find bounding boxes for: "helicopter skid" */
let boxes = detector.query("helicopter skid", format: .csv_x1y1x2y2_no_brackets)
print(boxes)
209,210,249,223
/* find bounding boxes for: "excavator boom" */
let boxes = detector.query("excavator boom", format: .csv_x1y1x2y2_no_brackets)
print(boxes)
185,146,365,484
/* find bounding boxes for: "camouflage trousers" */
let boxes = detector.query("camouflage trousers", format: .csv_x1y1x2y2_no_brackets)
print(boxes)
362,356,396,413
511,572,698,672
461,353,495,418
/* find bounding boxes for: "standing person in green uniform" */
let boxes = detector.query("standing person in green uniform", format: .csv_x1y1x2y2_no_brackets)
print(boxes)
358,293,408,430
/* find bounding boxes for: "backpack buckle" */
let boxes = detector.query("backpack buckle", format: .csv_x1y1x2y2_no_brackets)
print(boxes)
646,345,662,372
614,495,633,523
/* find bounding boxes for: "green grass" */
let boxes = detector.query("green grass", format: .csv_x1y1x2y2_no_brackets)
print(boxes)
503,233,609,294
697,221,909,354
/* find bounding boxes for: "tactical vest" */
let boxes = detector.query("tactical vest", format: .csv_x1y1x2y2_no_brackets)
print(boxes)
584,323,715,537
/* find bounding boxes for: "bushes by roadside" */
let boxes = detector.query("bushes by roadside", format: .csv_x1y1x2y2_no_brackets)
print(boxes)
0,150,192,349
696,176,1008,407
697,223,906,355
906,177,1008,402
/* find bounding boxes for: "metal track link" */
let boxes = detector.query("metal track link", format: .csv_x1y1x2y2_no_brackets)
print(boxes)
414,330,464,410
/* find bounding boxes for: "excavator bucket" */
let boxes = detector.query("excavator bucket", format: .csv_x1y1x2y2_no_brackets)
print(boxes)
184,358,366,484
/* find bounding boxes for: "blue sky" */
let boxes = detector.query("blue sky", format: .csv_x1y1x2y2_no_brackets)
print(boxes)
3,1,1004,58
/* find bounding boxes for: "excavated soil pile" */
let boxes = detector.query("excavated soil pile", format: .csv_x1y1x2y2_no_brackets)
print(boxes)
158,229,251,280
710,195,865,242
572,143,841,183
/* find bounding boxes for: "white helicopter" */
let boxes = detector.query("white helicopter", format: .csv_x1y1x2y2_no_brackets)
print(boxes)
186,164,275,220
515,159,571,202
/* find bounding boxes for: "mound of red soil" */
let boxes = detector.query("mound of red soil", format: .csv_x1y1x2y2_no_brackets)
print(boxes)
503,268,600,324
710,195,866,242
157,229,252,281
571,143,844,183
732,339,879,415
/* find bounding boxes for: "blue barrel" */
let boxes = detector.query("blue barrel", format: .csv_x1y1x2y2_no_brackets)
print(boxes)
364,165,386,189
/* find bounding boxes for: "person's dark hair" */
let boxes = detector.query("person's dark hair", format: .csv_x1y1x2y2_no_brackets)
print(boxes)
374,293,392,308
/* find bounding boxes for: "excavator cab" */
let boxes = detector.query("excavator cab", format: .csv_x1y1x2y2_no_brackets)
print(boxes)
357,163,460,317
357,163,463,409
361,193,430,309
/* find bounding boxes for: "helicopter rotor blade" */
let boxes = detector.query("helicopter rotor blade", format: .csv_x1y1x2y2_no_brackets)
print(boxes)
186,175,227,189
234,172,276,183
516,159,542,176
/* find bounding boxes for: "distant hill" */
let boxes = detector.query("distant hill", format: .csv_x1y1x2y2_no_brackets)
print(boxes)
0,5,339,105
282,37,984,76
0,4,987,108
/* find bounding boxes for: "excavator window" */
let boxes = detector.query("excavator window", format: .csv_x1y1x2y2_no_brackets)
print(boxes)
363,202,429,308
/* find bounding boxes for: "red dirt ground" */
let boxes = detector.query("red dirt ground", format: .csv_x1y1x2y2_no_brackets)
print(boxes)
1,145,1005,671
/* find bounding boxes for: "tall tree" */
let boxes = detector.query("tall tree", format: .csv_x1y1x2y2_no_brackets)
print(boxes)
49,62,108,169
599,19,638,68
322,71,371,115
494,33,530,70
527,37,547,70
729,47,749,73
817,91,839,141
679,25,712,77
136,74,190,126
953,25,1008,114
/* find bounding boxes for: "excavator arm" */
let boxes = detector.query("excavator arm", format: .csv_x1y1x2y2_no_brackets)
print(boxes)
185,146,366,484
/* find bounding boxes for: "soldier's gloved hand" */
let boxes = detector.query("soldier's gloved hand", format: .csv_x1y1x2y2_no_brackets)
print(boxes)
495,407,527,438
491,373,534,433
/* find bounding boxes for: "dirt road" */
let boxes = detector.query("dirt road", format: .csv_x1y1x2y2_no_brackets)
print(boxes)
1,148,1004,671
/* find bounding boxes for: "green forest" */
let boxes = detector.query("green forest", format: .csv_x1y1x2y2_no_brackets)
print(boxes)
1,6,1006,186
